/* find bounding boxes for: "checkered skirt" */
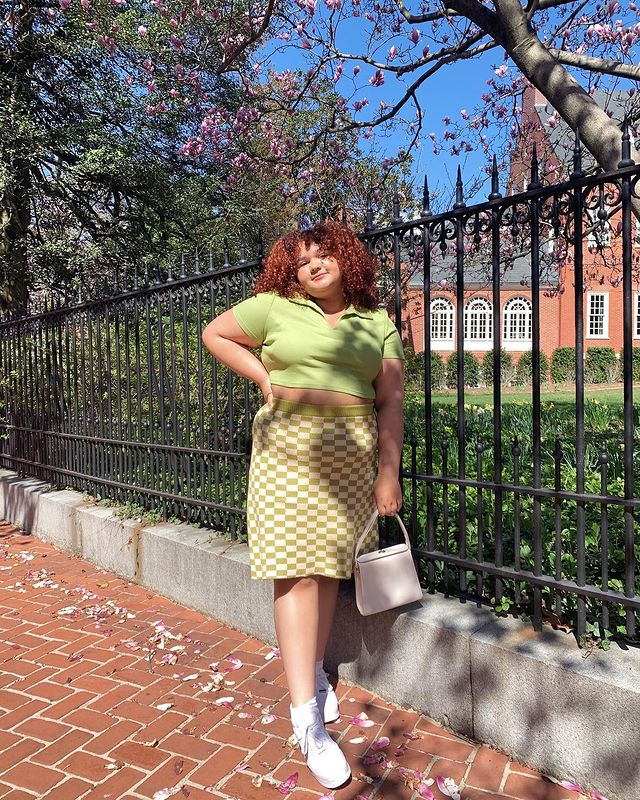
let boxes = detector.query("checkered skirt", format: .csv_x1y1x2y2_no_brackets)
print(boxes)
247,399,379,580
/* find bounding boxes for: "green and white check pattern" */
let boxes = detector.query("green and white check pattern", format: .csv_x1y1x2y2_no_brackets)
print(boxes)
247,400,379,580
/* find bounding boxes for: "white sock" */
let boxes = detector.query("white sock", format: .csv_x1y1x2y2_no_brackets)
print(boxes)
290,696,319,728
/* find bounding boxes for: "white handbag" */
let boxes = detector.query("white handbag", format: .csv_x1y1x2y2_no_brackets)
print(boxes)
353,509,423,616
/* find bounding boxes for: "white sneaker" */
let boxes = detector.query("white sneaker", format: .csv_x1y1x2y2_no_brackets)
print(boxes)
315,663,340,723
291,698,351,789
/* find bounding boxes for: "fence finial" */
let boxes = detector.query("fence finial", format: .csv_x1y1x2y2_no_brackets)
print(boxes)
454,165,465,208
618,117,635,168
529,143,541,190
239,242,247,265
180,253,186,279
488,155,501,200
223,239,231,268
208,247,215,273
422,175,431,217
365,195,374,231
194,248,201,275
392,190,401,223
571,128,584,178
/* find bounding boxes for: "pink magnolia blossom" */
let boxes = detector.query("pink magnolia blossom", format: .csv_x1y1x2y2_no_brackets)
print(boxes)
409,28,420,44
138,25,147,36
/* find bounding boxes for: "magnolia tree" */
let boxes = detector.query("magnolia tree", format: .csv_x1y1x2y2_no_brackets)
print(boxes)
3,0,640,309
1,0,408,310
67,0,640,176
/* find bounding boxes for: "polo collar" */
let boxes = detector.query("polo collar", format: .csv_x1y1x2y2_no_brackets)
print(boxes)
288,296,374,319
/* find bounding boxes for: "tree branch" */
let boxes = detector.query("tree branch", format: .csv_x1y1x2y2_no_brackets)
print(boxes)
217,0,276,74
440,0,506,44
549,49,640,81
393,0,450,24
331,28,488,77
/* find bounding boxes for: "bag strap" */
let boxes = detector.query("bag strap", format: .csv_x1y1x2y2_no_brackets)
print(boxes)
353,510,412,563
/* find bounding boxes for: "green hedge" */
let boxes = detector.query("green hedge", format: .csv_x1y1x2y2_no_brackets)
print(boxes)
403,347,446,391
551,346,575,383
481,349,514,387
585,347,619,383
515,351,549,385
446,352,481,388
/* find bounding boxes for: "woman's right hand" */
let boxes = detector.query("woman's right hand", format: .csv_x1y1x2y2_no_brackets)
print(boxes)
261,378,274,409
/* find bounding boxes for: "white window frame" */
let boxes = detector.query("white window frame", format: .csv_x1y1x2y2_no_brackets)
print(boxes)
464,297,493,351
586,207,611,248
635,292,640,339
587,292,609,339
503,296,533,352
429,297,454,351
634,219,640,248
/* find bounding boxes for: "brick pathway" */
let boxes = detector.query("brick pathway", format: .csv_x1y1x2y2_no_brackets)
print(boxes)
0,521,594,800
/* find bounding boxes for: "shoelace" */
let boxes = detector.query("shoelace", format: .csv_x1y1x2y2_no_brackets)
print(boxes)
298,721,328,755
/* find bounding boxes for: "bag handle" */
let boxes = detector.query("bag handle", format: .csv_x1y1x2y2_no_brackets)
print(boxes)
353,509,412,563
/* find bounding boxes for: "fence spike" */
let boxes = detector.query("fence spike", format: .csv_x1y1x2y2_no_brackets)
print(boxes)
392,190,401,224
194,248,201,275
489,155,501,200
167,258,174,283
571,128,584,178
239,242,247,265
618,117,635,168
144,263,150,287
365,195,374,231
223,239,231,268
529,143,541,190
454,165,465,208
422,175,431,217
179,253,186,279
208,248,215,273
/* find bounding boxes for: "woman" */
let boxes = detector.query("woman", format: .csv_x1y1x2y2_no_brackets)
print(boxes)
201,221,404,789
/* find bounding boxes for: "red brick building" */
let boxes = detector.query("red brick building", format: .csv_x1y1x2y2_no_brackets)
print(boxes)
400,84,640,366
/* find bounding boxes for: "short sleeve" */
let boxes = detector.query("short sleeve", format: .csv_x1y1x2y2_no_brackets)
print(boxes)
232,293,276,343
382,313,405,360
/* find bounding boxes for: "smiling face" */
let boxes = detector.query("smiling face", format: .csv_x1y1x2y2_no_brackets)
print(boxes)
296,241,345,304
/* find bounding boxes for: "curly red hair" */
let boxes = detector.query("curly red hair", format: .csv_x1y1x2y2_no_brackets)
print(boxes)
254,222,378,310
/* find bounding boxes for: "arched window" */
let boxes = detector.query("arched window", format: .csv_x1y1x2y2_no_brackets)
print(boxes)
430,298,454,342
464,298,492,341
503,297,532,341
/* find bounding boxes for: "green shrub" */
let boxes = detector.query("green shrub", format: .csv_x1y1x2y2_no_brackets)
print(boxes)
402,346,446,391
551,346,576,383
585,347,619,383
632,348,640,382
481,349,514,387
430,351,446,390
446,351,481,388
515,351,549,385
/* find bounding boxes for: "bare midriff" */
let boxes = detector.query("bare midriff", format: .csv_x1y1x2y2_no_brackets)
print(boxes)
271,384,374,406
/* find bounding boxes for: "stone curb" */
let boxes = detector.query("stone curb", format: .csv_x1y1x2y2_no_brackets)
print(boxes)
1,469,638,800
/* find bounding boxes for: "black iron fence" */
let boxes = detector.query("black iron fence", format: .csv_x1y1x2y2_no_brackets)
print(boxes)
0,253,261,540
1,128,639,642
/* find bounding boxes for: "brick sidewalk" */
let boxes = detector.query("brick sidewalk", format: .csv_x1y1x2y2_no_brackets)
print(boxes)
0,521,594,800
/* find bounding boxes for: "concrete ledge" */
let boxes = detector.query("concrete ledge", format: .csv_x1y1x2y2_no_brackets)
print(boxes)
1,469,639,800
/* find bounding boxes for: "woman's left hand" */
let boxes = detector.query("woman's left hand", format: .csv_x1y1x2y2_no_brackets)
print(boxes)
373,474,403,516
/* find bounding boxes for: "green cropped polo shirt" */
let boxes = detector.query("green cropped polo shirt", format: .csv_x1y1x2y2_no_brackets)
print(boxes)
232,292,404,400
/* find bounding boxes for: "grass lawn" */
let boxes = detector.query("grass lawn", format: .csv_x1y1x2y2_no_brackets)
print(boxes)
423,382,640,406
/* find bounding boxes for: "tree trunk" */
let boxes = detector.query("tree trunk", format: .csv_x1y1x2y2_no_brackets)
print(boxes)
0,161,30,314
494,0,640,174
